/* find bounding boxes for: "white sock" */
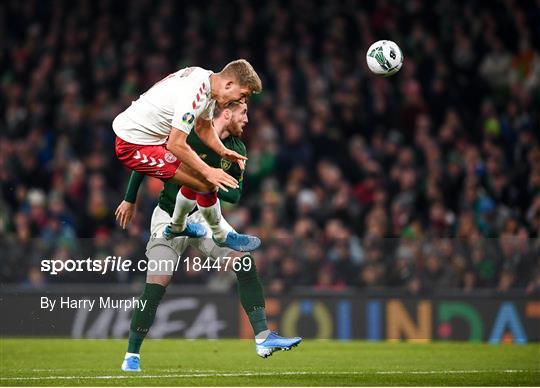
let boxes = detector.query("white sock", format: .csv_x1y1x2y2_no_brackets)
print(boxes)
198,200,233,242
255,329,272,344
124,352,140,359
171,189,197,232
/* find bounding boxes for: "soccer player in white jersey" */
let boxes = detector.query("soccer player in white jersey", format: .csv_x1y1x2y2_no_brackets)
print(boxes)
116,102,301,372
113,59,261,252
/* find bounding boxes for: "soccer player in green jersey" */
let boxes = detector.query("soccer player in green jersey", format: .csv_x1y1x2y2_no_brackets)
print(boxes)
115,102,301,372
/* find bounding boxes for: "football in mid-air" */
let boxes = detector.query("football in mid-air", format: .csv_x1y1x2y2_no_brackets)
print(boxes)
366,40,403,77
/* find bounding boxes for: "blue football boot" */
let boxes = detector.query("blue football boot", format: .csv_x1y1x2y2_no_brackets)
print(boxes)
213,231,261,252
163,223,206,240
121,354,141,372
256,332,302,358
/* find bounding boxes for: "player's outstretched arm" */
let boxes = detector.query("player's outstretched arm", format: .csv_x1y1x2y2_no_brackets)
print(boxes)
168,128,239,191
115,171,145,229
196,118,247,169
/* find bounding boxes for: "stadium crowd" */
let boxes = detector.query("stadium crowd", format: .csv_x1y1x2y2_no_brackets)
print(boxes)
1,0,540,294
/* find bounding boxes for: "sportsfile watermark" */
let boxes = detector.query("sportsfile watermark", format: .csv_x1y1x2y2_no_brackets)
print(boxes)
40,255,251,276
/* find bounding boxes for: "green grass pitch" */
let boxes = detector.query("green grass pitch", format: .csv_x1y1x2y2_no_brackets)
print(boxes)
1,339,539,386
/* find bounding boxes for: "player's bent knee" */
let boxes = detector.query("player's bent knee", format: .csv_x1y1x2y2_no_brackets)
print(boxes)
224,251,245,264
172,165,216,193
192,180,216,194
146,274,172,287
201,183,217,193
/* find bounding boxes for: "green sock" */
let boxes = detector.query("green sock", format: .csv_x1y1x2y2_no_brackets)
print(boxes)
127,283,166,354
248,307,268,335
234,255,268,335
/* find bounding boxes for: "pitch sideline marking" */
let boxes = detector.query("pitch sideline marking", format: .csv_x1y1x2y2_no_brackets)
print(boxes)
29,369,220,373
2,369,538,381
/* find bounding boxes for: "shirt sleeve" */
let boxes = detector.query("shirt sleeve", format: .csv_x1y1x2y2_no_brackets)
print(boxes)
171,74,212,134
124,171,145,203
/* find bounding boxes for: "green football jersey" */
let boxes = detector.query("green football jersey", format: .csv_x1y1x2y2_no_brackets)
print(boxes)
123,131,247,217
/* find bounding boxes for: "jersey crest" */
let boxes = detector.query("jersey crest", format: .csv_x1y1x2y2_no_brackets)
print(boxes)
220,158,232,171
164,152,177,163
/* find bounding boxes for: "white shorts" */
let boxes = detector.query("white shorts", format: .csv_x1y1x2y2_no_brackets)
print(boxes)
145,205,239,275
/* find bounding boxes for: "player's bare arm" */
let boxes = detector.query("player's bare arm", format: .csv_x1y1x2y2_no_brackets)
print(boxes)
167,127,239,192
195,118,247,170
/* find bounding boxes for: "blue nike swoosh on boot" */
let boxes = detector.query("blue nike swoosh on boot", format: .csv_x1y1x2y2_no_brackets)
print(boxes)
212,231,261,252
163,223,206,239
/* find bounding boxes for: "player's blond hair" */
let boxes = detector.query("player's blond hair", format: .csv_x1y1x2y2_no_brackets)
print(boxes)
220,59,262,94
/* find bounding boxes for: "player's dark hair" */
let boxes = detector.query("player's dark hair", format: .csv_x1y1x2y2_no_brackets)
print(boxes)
214,101,243,118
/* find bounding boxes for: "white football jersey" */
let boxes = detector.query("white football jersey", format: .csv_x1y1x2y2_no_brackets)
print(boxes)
113,67,216,145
